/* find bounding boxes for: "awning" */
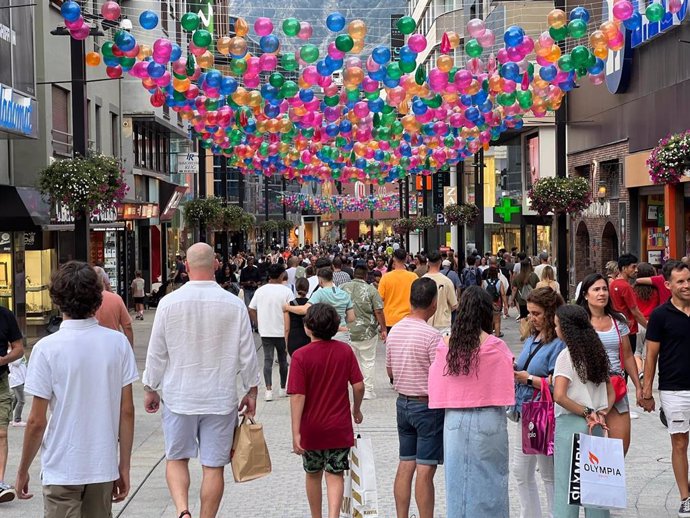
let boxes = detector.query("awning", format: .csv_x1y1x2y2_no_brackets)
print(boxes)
159,181,188,222
0,186,50,230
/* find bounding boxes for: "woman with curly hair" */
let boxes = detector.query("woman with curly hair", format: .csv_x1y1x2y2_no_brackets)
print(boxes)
553,304,614,518
576,273,642,455
511,287,565,518
428,286,515,517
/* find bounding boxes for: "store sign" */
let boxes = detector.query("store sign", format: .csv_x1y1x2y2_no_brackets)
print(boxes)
495,197,521,223
177,152,198,174
118,203,159,220
444,186,457,206
605,0,689,93
52,204,118,224
0,85,38,138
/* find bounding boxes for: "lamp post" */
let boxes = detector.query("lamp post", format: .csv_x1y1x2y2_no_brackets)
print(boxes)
555,0,569,300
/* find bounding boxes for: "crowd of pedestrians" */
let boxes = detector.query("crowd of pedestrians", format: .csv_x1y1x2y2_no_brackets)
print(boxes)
1,237,690,518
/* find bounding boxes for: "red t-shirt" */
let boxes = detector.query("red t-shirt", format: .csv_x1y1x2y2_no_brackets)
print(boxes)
635,289,660,319
651,275,672,304
609,278,639,334
287,339,363,450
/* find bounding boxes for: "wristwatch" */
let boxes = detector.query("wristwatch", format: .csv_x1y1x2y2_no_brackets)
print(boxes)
143,385,157,393
526,375,534,387
583,406,595,418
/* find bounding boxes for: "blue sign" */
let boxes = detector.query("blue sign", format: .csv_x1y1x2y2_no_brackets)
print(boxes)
0,84,37,138
605,0,689,93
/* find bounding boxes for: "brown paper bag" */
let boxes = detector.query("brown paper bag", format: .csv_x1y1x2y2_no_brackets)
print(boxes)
231,417,272,483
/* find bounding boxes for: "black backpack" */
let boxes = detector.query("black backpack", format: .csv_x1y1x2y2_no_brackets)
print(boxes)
485,278,501,301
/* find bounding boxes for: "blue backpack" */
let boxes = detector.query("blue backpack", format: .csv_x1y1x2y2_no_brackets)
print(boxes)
461,266,482,289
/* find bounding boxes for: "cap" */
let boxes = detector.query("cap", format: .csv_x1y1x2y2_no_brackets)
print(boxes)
442,259,452,267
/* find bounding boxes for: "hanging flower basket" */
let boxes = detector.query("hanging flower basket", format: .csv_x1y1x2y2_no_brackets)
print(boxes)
364,218,380,227
38,154,128,215
334,218,348,227
210,204,254,231
260,220,279,233
277,219,296,231
184,196,223,225
392,217,416,234
443,203,480,225
647,130,690,185
415,215,436,230
528,177,592,216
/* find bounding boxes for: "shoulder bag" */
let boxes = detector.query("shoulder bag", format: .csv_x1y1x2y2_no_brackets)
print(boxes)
609,318,628,403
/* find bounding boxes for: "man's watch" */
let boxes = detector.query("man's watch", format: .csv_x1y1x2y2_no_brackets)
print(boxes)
583,406,595,418
143,385,157,393
526,375,534,387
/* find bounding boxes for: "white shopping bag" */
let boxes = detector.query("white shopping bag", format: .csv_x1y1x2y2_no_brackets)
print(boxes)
339,436,378,518
579,433,627,510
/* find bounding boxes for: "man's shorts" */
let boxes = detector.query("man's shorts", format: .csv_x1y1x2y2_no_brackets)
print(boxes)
396,396,444,465
660,390,690,434
43,482,113,518
162,406,237,467
302,448,350,474
0,374,11,428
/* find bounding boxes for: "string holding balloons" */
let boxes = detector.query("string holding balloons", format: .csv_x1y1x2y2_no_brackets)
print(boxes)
57,0,672,184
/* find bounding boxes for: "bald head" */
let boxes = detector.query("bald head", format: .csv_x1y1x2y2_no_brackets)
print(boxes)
93,266,111,292
186,243,215,280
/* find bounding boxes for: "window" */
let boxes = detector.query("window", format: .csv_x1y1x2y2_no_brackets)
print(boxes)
111,113,119,156
161,1,169,34
51,86,71,156
524,133,539,190
175,0,182,45
95,105,102,152
601,160,621,199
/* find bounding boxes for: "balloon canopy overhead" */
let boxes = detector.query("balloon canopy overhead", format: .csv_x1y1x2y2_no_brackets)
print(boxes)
60,0,652,184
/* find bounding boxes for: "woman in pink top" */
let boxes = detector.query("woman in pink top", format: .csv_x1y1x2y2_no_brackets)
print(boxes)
428,286,515,518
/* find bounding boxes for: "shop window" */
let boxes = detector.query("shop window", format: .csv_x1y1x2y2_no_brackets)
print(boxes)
51,85,71,157
26,248,56,318
111,112,119,156
524,133,539,190
601,160,621,199
574,164,591,180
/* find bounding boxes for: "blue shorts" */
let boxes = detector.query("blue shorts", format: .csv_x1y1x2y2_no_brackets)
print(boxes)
396,396,444,465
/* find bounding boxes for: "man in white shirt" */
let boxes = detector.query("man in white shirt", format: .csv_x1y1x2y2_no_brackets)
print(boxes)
15,262,138,516
285,256,299,293
248,263,295,401
143,243,260,518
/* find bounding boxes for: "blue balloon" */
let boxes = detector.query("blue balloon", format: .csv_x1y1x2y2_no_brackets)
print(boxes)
139,10,159,30
60,0,81,22
326,12,346,32
479,100,493,113
398,45,417,63
339,119,352,133
325,55,343,71
316,60,331,76
372,46,391,65
503,26,525,48
569,6,590,23
264,104,280,118
500,62,520,81
325,123,340,137
114,30,136,52
299,89,315,102
260,35,280,54
412,99,428,115
170,44,182,61
539,65,558,81
374,149,384,160
465,106,480,122
368,98,384,113
623,11,642,30
587,58,605,75
261,84,279,100
205,70,222,88
103,55,120,67
147,61,166,78
369,67,386,81
382,76,399,88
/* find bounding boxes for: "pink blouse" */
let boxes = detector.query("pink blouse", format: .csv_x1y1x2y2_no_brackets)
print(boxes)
428,334,516,409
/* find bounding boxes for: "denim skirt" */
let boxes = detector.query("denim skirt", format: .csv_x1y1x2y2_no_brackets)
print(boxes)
444,406,510,518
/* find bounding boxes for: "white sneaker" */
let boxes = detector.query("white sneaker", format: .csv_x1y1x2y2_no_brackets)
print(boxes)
11,421,26,427
279,388,287,398
363,391,377,400
678,496,690,517
264,390,273,401
0,482,16,503
630,411,640,420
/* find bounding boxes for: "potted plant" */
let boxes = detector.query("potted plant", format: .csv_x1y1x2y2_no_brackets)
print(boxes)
38,154,128,215
414,215,436,231
392,217,415,234
364,218,380,227
443,202,480,225
211,204,254,231
183,196,223,226
528,177,592,216
647,130,690,184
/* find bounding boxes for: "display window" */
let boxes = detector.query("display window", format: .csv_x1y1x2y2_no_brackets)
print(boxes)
640,194,665,266
0,232,13,311
25,248,55,317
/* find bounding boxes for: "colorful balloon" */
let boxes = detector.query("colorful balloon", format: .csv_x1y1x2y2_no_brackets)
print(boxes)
326,12,346,32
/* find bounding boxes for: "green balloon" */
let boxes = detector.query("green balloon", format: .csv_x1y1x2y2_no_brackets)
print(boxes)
444,135,455,147
557,54,573,72
386,62,402,80
391,120,404,135
281,80,298,98
300,44,319,64
230,58,247,76
364,90,380,101
570,45,590,66
576,66,588,78
192,29,212,48
282,18,300,37
346,88,360,101
382,111,397,125
396,16,416,35
415,67,426,85
281,52,298,71
646,2,665,22
399,60,416,73
181,12,200,32
567,19,588,39
497,92,516,106
549,25,568,42
324,95,340,107
119,56,136,68
516,90,532,109
269,72,285,88
102,41,115,58
335,34,354,52
465,39,483,58
448,67,458,82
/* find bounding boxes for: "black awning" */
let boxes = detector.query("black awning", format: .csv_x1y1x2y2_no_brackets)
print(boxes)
0,186,50,230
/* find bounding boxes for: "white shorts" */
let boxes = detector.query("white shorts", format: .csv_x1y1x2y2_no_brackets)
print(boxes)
162,406,238,466
634,326,646,359
659,391,690,434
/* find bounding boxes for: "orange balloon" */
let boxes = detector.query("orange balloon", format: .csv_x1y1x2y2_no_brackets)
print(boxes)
600,20,620,39
197,51,214,69
217,36,231,55
343,66,364,86
351,38,365,54
173,77,190,92
85,51,101,67
446,31,460,49
347,20,367,39
142,77,157,90
235,17,249,37
545,44,561,62
589,30,608,49
594,46,609,59
547,9,567,29
229,37,247,56
137,44,152,60
437,55,453,73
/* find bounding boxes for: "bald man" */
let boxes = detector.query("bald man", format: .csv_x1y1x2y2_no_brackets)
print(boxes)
143,243,260,518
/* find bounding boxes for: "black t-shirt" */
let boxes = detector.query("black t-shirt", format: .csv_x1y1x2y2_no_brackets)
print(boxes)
239,265,261,287
646,300,690,391
0,307,22,376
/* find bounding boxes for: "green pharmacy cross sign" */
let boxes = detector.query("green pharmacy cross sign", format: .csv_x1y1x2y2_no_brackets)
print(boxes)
495,197,521,223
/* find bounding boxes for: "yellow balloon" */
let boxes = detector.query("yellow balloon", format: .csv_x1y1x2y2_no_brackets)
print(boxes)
347,20,367,40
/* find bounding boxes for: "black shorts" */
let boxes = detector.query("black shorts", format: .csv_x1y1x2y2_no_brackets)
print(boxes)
134,297,145,304
302,448,350,474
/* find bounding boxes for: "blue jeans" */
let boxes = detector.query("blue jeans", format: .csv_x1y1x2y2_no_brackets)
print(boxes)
396,397,444,465
553,413,610,518
444,407,509,518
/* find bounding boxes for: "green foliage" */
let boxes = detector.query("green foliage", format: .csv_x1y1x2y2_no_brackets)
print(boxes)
528,177,592,216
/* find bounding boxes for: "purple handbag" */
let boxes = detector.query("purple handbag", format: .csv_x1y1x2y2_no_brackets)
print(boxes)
521,378,555,456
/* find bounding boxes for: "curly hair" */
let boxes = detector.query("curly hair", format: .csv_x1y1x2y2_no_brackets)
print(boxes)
556,305,610,385
49,261,103,319
633,262,655,301
526,287,564,344
445,286,493,376
576,273,627,325
304,303,340,341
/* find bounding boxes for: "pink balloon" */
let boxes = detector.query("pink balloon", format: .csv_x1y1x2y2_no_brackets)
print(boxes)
106,65,122,78
244,75,260,88
589,72,605,85
496,49,510,64
298,22,313,40
259,53,278,71
454,69,473,88
669,0,683,13
476,29,496,48
254,17,274,37
65,16,84,30
302,66,319,85
538,31,554,48
70,23,91,41
101,1,121,21
407,34,427,53
328,42,346,60
467,18,486,38
612,0,634,21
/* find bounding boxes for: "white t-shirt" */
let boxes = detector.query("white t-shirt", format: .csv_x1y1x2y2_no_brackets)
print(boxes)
306,276,319,297
554,349,609,417
8,357,27,388
248,283,295,337
131,278,145,298
286,267,298,293
25,318,139,485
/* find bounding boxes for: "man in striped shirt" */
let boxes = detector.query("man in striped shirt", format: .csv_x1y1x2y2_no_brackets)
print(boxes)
385,277,443,518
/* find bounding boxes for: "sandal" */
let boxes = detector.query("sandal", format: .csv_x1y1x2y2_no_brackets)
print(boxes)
178,512,191,518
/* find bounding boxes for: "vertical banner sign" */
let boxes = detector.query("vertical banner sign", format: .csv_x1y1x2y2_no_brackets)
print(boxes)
390,15,404,58
433,171,449,213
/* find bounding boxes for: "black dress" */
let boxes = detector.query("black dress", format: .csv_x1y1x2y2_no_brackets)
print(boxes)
287,298,311,356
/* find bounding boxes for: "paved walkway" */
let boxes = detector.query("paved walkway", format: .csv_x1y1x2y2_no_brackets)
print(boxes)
2,308,682,517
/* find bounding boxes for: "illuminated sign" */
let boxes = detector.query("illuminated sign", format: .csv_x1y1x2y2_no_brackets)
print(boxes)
0,85,37,138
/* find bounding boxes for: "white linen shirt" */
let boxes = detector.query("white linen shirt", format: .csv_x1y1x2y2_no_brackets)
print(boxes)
142,281,260,415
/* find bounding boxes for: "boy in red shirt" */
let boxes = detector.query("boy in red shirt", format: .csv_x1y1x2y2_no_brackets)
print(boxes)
610,253,648,355
288,303,364,518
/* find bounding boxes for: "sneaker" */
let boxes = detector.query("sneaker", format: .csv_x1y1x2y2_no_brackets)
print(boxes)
279,388,287,398
678,497,690,517
0,482,16,503
264,390,273,402
364,391,377,400
11,421,26,427
630,411,640,420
